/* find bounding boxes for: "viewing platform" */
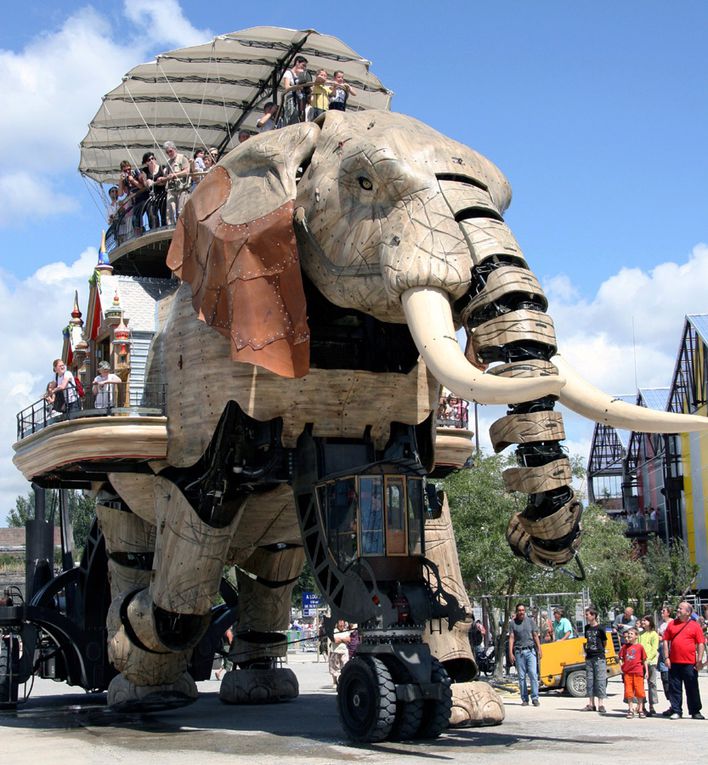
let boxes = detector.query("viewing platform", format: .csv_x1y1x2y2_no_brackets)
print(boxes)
13,383,168,488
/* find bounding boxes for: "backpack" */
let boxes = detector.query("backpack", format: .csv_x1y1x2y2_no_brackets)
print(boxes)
71,378,86,398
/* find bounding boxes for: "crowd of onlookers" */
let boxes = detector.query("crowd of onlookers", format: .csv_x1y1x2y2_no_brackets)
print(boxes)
503,600,706,720
106,59,357,245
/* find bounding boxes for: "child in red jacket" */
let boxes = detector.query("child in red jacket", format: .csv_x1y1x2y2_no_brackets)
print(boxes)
619,628,648,718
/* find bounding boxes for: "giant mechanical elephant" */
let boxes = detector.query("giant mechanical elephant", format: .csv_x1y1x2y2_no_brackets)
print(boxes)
96,110,707,742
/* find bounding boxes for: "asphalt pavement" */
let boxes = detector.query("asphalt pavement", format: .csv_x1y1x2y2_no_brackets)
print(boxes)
1,652,705,765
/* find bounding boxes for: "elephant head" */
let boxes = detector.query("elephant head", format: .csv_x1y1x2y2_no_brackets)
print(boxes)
167,110,707,568
168,111,708,430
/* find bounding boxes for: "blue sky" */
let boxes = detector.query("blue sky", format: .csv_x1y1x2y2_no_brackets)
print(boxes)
1,0,707,519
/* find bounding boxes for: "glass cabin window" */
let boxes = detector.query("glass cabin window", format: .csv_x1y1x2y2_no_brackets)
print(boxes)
407,478,424,555
359,476,384,555
323,478,357,568
385,477,406,555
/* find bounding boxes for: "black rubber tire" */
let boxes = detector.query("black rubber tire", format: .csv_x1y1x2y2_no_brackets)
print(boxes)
380,657,424,742
415,657,452,739
0,637,19,709
565,670,587,698
337,656,396,743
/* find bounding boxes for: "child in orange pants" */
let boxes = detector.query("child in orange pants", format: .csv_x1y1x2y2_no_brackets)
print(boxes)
619,628,648,718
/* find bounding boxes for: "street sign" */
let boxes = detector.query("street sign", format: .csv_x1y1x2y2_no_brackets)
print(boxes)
302,591,321,616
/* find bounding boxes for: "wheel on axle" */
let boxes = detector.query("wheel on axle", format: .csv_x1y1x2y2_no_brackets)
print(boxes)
565,670,587,698
380,656,424,741
337,656,396,743
0,636,19,709
415,656,452,739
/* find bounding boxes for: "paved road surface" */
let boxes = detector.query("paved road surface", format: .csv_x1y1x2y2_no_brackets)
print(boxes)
2,654,705,764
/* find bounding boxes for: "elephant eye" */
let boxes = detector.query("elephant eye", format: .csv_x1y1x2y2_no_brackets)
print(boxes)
358,176,373,191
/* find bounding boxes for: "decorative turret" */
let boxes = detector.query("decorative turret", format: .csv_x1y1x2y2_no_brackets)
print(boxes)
105,290,123,326
96,230,113,275
70,290,84,327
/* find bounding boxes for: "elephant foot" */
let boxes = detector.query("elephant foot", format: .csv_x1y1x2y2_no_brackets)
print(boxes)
449,681,505,728
219,667,299,704
107,672,198,713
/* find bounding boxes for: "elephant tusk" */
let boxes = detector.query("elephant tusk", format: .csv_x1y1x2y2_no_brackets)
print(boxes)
401,287,565,405
552,355,708,433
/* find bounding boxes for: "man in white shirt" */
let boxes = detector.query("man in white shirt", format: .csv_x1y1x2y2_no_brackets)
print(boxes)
92,361,121,409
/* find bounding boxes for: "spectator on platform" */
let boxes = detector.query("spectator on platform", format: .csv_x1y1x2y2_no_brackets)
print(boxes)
191,148,206,189
256,101,277,132
118,159,146,238
163,141,191,225
309,69,331,120
238,130,251,143
328,70,356,111
92,361,121,410
141,152,166,229
107,186,121,225
280,56,310,125
53,359,80,414
44,381,59,418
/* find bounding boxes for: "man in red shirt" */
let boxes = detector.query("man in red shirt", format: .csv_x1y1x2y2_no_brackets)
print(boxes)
663,601,705,719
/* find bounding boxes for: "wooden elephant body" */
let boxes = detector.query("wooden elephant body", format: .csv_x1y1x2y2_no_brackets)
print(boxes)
97,110,707,739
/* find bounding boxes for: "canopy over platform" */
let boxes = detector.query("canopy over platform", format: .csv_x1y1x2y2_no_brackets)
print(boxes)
79,26,393,182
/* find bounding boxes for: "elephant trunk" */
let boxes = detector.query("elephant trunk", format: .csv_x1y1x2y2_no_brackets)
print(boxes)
401,287,564,404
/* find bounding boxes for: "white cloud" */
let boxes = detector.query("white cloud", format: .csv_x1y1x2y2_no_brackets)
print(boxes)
0,172,78,226
548,242,708,394
123,0,210,49
0,2,210,227
0,249,95,522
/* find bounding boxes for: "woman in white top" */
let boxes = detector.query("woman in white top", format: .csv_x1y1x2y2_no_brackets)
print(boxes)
53,359,80,413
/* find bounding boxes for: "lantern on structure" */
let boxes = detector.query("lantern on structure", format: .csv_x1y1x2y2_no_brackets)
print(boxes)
113,316,130,361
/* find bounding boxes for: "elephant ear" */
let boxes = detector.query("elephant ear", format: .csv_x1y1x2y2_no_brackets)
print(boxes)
167,123,320,378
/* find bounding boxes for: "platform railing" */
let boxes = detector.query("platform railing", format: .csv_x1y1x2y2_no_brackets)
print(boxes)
106,173,210,253
16,383,167,440
105,191,171,252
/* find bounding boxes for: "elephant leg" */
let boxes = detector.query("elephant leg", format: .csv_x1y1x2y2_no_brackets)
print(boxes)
106,475,242,710
220,543,305,704
96,487,155,602
459,249,582,566
423,494,505,728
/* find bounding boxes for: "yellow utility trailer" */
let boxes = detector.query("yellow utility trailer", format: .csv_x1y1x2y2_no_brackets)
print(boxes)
539,631,621,696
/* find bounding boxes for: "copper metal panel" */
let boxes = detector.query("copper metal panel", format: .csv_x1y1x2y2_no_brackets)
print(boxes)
166,189,310,379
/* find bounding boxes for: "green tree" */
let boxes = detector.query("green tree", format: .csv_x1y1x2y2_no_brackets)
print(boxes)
443,452,647,672
66,492,97,557
571,504,647,615
444,453,538,675
7,490,96,560
8,493,35,527
642,537,699,609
